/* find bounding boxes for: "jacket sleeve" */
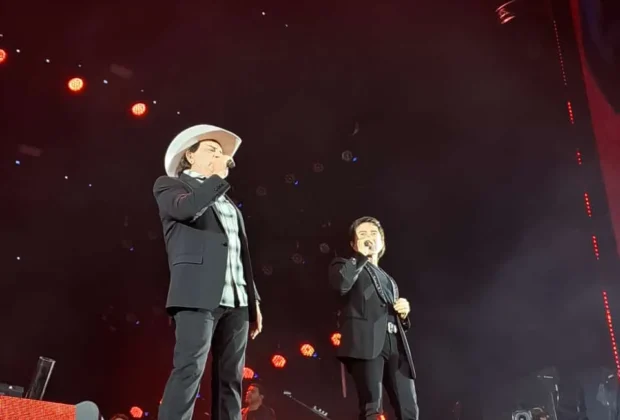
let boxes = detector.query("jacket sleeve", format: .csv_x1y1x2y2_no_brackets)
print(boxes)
329,255,369,296
253,282,261,303
153,175,230,222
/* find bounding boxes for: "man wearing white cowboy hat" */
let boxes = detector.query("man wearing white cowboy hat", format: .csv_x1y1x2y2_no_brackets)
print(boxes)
153,124,263,420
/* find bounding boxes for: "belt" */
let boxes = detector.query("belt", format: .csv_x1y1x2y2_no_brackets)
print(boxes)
387,321,398,334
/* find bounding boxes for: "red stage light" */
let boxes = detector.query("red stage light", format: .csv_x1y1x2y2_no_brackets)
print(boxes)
584,193,593,218
300,343,315,357
379,414,387,420
271,354,287,368
243,367,255,379
68,77,84,93
129,406,143,418
576,149,583,165
592,235,600,260
330,332,341,347
0,49,6,64
566,101,575,124
603,291,620,378
131,102,147,117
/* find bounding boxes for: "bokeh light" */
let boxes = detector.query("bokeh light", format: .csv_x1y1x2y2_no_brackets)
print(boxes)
300,343,315,357
131,102,147,117
67,77,84,92
271,354,287,368
496,0,517,24
0,49,6,64
243,366,255,379
330,332,341,347
129,406,143,418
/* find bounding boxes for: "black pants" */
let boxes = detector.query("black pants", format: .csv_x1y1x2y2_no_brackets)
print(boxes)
159,306,249,420
346,332,419,420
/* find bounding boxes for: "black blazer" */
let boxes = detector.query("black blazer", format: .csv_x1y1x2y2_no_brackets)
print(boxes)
329,255,416,378
153,173,260,322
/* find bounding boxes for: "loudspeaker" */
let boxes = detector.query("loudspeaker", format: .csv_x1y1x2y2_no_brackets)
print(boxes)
0,396,102,419
0,396,75,419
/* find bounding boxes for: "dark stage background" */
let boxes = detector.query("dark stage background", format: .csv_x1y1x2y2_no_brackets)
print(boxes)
0,0,616,419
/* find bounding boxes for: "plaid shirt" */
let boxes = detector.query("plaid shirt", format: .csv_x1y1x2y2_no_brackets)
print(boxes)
184,170,248,308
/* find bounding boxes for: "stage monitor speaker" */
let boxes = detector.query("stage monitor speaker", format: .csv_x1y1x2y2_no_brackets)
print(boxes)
0,396,102,419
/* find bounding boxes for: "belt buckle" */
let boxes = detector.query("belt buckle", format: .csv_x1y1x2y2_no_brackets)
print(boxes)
387,321,397,334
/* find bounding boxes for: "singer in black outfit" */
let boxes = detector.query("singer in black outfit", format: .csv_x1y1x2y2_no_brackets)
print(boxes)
329,217,419,420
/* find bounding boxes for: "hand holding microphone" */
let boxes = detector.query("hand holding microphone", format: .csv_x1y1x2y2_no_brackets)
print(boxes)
208,155,233,178
358,239,375,257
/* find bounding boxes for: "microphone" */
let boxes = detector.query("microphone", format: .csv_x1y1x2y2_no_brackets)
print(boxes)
364,240,374,251
226,160,236,169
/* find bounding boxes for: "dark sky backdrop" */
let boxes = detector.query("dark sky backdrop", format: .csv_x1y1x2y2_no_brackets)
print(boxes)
0,0,615,419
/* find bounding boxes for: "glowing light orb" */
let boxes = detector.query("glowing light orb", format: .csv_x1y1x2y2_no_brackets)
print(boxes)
300,343,315,357
129,406,143,418
68,77,84,92
330,332,341,347
271,354,287,368
0,49,6,64
131,102,147,117
243,367,255,379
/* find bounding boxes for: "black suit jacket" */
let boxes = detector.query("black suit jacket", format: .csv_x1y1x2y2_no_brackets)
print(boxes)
329,255,416,378
153,173,259,322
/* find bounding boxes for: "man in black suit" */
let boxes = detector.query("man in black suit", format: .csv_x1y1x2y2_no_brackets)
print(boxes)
154,124,263,420
329,216,419,420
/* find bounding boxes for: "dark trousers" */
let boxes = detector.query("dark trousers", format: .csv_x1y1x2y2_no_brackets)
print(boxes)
159,306,249,420
345,332,419,420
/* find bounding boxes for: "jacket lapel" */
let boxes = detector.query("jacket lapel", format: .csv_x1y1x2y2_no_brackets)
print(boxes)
364,264,389,304
388,275,399,300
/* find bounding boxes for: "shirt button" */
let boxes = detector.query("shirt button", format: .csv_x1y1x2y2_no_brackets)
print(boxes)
223,242,228,247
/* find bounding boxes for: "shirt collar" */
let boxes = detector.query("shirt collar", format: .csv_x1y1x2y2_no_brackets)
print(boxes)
183,169,206,180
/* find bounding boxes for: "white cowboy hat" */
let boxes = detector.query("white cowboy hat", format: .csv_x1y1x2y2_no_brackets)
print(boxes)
164,124,242,177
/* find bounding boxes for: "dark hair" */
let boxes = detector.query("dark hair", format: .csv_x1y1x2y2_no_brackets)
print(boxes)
248,382,266,397
109,414,130,420
176,142,202,175
349,216,386,258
